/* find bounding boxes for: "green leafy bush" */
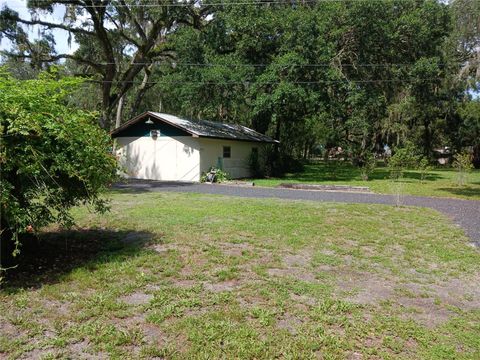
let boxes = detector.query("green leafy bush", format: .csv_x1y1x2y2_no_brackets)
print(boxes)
248,147,268,178
417,157,432,183
200,167,230,183
0,70,118,266
388,142,421,180
359,153,376,181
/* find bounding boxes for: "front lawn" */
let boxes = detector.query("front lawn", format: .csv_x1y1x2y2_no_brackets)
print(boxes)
1,191,479,359
252,162,480,200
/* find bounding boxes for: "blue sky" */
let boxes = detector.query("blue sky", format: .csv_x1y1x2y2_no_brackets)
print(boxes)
0,0,78,54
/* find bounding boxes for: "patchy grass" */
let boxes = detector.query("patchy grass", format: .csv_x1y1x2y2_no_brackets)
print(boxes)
1,191,479,359
252,162,480,200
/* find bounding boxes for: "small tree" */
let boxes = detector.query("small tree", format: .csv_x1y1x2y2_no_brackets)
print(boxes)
387,142,420,206
417,157,432,184
453,152,473,186
0,70,118,268
388,142,420,179
359,152,376,181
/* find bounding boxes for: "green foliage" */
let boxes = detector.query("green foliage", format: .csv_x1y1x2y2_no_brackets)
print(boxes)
1,0,478,172
0,70,118,264
200,168,230,183
248,147,268,178
453,152,473,186
152,0,460,172
388,142,422,180
417,157,433,184
459,100,480,168
359,153,376,181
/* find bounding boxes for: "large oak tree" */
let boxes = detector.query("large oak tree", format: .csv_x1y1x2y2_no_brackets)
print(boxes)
0,0,210,129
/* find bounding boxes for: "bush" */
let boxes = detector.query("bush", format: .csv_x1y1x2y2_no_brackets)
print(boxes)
388,142,421,180
0,70,118,267
359,153,376,181
248,147,268,178
417,157,432,183
200,168,230,183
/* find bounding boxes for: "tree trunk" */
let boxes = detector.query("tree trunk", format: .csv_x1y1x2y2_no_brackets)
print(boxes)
0,222,15,268
130,65,154,118
115,96,124,129
423,118,432,158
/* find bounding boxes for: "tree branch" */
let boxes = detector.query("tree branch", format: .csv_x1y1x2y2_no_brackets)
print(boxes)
2,51,106,71
7,14,95,36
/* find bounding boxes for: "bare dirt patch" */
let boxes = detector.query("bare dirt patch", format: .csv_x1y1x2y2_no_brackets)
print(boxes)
41,299,70,316
283,253,311,267
0,319,20,338
151,243,185,253
203,280,240,292
67,340,106,359
276,313,303,335
141,322,165,344
219,242,254,257
267,268,316,282
119,292,153,306
337,273,395,304
290,293,317,307
172,279,198,288
335,270,480,327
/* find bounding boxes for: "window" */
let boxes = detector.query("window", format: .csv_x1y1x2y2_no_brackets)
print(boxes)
223,146,231,158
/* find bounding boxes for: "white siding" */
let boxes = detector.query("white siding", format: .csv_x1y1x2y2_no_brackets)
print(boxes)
115,136,200,181
199,138,258,179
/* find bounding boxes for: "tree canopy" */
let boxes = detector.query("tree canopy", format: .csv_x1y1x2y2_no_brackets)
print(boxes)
0,0,479,168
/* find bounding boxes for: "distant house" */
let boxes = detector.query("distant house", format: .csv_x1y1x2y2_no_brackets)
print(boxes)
111,112,278,182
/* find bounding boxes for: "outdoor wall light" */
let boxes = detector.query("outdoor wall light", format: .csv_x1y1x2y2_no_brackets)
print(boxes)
150,130,160,139
145,118,154,125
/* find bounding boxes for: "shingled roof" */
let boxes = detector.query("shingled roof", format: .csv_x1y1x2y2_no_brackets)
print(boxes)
111,111,278,143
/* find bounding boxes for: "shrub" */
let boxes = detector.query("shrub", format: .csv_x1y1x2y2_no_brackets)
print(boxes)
0,70,118,267
359,153,376,181
200,168,230,183
388,142,421,180
417,157,432,183
248,147,267,178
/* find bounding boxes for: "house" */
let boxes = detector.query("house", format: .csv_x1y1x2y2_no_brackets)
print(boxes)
111,112,278,182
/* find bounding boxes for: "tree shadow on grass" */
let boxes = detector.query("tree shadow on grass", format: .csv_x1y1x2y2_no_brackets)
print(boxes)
437,187,480,198
2,228,154,291
282,163,444,183
111,179,196,194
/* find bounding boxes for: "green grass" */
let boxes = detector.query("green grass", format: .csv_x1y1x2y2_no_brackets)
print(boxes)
252,162,480,200
1,191,479,359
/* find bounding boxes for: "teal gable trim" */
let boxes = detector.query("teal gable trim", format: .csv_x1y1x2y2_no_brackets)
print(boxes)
113,119,190,138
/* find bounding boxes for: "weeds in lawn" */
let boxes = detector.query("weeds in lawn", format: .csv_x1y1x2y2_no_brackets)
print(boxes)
0,192,479,358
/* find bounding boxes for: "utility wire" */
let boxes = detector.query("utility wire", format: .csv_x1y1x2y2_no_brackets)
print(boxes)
68,61,474,67
84,78,447,85
3,0,432,9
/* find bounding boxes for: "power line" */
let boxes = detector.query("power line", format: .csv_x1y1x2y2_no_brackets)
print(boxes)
74,61,471,67
3,0,429,9
84,78,446,85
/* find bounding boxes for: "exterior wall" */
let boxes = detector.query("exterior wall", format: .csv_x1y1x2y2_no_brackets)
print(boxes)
199,138,259,179
115,136,201,181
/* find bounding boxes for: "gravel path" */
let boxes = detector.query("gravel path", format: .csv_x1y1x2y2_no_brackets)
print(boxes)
114,181,480,246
